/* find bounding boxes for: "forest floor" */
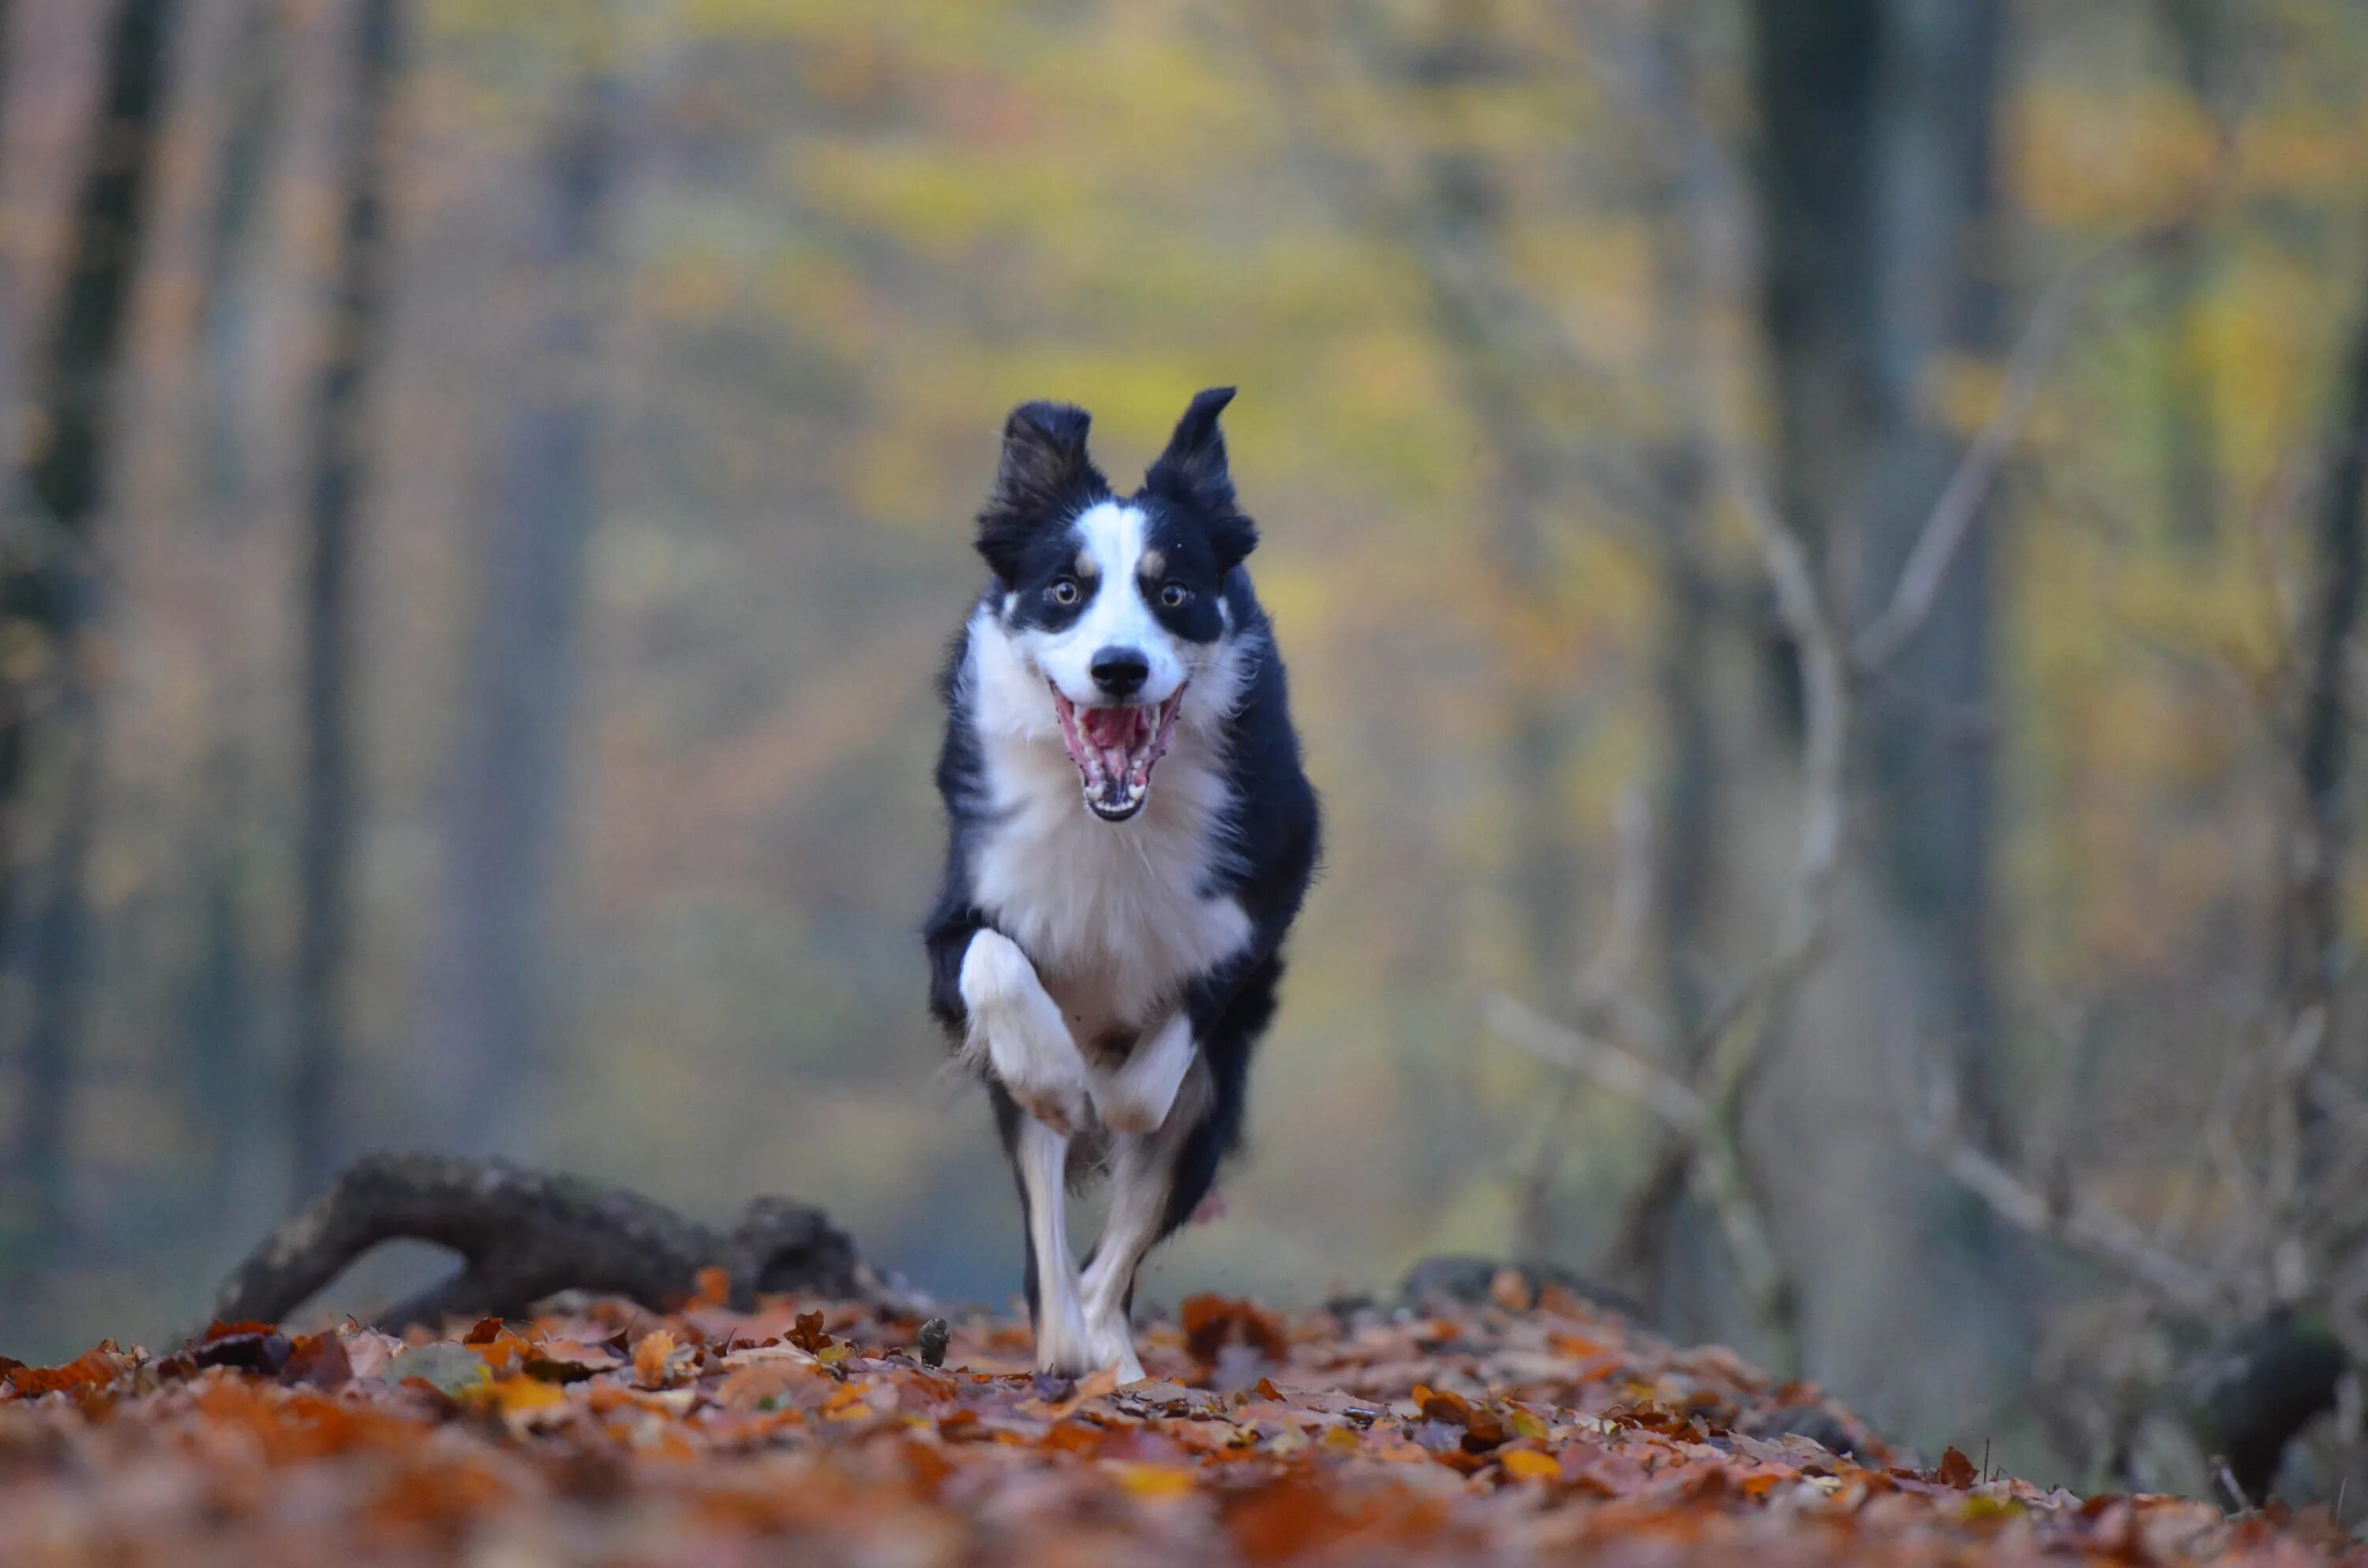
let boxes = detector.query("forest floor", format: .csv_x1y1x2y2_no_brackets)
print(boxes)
0,1278,2356,1566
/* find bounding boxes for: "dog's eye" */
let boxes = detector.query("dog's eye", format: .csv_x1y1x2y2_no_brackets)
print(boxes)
1047,578,1081,608
1158,582,1191,610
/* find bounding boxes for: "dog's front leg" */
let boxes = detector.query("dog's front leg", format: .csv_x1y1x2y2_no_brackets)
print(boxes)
1015,1117,1093,1375
959,929,1088,1133
1088,1009,1198,1135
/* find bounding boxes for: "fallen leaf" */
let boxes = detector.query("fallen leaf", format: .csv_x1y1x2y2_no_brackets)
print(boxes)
1499,1447,1561,1481
523,1340,621,1383
1181,1295,1288,1368
634,1330,679,1389
386,1343,491,1398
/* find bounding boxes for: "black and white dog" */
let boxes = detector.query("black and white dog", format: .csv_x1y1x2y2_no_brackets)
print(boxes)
924,388,1319,1381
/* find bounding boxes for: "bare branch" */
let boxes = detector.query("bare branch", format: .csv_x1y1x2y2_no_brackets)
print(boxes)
1487,990,1795,1359
1908,1117,2221,1315
1849,253,2102,672
1572,788,1658,1026
1223,10,1675,533
1485,992,1704,1135
1850,175,2231,673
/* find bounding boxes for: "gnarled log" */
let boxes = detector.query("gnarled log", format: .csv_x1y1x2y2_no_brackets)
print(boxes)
213,1152,864,1331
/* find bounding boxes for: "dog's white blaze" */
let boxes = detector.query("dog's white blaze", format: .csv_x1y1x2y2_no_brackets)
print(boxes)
964,604,1253,1042
1027,502,1186,708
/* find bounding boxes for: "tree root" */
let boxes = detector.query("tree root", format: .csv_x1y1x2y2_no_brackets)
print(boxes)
212,1152,866,1331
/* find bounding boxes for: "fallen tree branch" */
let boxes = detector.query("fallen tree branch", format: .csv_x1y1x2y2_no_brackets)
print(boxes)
213,1152,866,1330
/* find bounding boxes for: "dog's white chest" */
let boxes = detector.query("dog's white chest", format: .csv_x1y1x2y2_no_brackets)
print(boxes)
969,731,1250,1042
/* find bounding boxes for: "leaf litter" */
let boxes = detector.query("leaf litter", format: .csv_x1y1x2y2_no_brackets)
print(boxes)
0,1287,2355,1565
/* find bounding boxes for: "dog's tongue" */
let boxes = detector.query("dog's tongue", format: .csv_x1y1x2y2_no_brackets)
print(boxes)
1080,705,1143,784
1050,686,1186,819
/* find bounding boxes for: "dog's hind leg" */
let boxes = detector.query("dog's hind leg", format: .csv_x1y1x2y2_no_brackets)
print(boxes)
1080,1054,1212,1383
1015,1116,1094,1375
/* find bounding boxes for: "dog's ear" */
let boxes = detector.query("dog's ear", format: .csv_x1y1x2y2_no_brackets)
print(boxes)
977,400,1108,582
1146,387,1257,571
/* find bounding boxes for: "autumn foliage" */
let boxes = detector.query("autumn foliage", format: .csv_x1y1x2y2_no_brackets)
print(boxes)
1,1285,2353,1566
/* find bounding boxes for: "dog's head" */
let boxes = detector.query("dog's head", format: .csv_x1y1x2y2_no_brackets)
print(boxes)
975,387,1257,822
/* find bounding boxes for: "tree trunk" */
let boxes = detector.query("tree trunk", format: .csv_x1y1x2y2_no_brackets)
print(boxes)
1414,106,1579,999
193,0,287,507
185,764,257,1219
290,0,406,1199
1748,0,2025,1421
2286,258,2368,1038
1633,16,1725,1338
420,75,619,1156
2,0,178,1252
183,0,288,1241
1752,0,1884,575
1858,0,2009,1146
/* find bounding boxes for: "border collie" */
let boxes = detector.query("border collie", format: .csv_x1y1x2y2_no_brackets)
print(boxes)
925,388,1319,1382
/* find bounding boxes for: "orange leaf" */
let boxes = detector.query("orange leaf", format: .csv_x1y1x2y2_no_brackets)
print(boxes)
1115,1462,1197,1499
1935,1446,1979,1488
3,1345,126,1398
634,1330,679,1389
479,1375,566,1419
902,1438,954,1493
200,1320,279,1342
1180,1296,1288,1366
1499,1448,1561,1482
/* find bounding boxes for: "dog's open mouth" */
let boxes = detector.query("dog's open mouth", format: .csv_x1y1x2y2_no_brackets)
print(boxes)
1051,684,1186,822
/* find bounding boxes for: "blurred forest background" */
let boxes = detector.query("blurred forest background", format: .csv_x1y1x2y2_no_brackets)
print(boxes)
3,0,2368,1496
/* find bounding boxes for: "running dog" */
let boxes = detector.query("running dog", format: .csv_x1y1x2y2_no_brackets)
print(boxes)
924,387,1319,1381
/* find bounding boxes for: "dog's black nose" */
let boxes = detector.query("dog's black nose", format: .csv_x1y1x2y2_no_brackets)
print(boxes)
1089,646,1150,698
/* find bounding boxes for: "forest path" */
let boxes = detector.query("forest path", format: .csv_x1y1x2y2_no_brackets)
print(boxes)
0,1287,2347,1566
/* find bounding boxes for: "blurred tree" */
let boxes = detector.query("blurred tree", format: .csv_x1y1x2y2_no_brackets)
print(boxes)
291,0,407,1198
181,0,288,1244
1748,0,2025,1397
1584,0,1731,1336
422,65,621,1157
2285,253,2368,1046
2151,0,2228,552
192,0,287,507
1,0,180,1255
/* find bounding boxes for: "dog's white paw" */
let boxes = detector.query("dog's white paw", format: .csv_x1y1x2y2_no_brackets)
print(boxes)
1084,1307,1147,1386
1033,1293,1096,1378
1003,1048,1091,1136
1089,1012,1196,1135
1089,1080,1166,1136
